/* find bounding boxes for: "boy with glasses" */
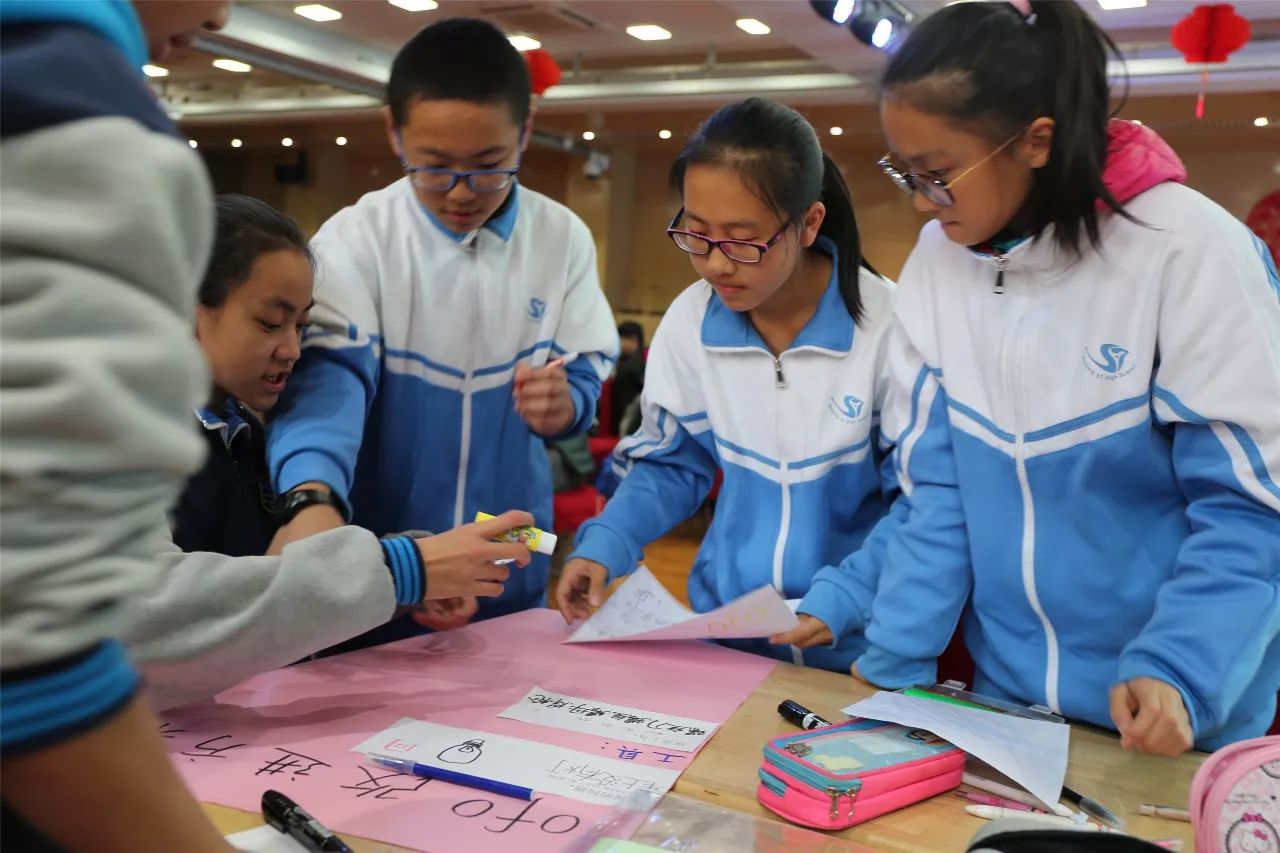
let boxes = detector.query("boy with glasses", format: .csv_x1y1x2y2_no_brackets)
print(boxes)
267,18,618,640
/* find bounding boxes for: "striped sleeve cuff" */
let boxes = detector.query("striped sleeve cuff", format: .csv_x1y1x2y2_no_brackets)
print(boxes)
0,640,139,753
379,535,425,605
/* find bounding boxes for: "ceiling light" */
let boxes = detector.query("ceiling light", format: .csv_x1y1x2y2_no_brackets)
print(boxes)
871,17,894,48
627,25,672,41
388,0,438,9
1255,117,1270,127
832,0,857,24
336,136,348,145
188,139,198,149
231,138,243,148
658,129,673,140
142,64,169,78
212,58,252,73
507,34,542,51
282,137,294,147
736,18,771,35
1097,0,1146,9
294,4,342,21
582,131,596,141
830,127,844,136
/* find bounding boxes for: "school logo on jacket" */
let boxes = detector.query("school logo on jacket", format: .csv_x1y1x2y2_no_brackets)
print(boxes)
828,394,869,425
1082,343,1135,380
528,298,548,321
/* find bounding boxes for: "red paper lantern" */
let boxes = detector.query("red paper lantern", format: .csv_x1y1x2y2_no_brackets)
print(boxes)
1170,4,1251,118
1246,191,1280,270
1171,4,1251,62
524,48,562,96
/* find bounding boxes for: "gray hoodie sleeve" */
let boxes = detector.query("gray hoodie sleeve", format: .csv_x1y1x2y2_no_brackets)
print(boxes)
0,115,213,750
128,526,406,712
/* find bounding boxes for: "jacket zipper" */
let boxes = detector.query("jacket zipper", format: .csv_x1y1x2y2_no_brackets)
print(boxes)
993,253,1008,294
1008,292,1061,714
773,355,786,388
452,237,479,527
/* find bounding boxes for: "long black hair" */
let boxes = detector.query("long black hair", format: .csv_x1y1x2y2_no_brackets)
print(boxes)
668,97,875,323
201,194,313,308
882,0,1130,252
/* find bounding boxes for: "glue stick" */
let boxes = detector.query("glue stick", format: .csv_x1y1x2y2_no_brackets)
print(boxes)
476,512,557,555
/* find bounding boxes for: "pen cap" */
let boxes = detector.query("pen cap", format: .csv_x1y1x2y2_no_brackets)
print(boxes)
261,790,291,831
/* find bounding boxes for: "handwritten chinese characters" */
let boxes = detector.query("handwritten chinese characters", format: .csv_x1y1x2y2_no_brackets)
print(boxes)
499,686,717,751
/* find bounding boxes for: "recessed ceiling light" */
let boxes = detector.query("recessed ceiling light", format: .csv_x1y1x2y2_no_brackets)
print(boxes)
507,34,542,51
830,126,844,136
143,64,169,78
627,25,672,41
736,18,771,35
1097,0,1146,9
1255,116,1270,127
231,138,243,148
658,129,673,140
388,0,437,9
294,4,342,21
582,131,596,141
832,0,856,24
336,136,348,145
212,58,252,73
282,137,294,147
188,139,198,149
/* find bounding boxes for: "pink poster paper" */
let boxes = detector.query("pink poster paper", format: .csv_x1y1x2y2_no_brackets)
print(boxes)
162,608,775,852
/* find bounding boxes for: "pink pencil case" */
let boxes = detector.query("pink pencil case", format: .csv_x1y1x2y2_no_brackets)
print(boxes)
756,717,966,830
1190,735,1280,852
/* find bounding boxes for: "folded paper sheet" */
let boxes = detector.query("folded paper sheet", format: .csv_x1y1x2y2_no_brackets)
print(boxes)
842,691,1070,807
565,566,798,643
164,609,775,853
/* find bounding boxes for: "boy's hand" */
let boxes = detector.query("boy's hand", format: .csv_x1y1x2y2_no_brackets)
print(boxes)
770,615,833,648
412,596,479,631
556,558,608,623
1109,677,1194,756
413,510,533,600
514,361,575,436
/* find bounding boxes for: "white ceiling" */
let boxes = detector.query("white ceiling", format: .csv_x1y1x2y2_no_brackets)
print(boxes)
164,0,1280,121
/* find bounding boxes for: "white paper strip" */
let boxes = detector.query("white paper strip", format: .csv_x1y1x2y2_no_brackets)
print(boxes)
498,686,717,751
352,719,681,806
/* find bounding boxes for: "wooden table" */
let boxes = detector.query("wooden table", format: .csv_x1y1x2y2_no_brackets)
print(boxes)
208,661,1202,852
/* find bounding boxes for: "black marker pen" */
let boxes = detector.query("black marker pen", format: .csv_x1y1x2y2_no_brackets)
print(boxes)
778,699,831,730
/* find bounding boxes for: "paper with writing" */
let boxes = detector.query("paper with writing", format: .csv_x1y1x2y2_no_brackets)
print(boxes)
566,566,799,643
354,719,681,805
162,609,775,853
498,686,717,751
226,825,309,853
842,690,1069,807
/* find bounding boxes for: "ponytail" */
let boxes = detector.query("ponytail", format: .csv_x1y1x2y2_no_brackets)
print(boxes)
670,97,875,323
818,152,874,323
882,0,1132,253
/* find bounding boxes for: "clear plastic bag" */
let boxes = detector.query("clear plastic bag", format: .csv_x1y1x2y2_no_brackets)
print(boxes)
561,791,873,853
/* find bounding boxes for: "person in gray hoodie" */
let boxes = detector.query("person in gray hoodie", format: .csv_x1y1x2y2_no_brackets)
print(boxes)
126,193,534,712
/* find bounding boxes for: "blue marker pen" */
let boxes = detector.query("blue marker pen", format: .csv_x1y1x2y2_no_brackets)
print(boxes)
368,753,535,801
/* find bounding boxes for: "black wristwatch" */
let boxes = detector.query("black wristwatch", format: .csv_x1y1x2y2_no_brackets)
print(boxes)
278,488,345,524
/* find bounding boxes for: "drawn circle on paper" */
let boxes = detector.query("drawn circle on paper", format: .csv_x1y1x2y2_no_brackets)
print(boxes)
707,621,729,635
541,815,581,834
452,799,495,818
1262,760,1280,780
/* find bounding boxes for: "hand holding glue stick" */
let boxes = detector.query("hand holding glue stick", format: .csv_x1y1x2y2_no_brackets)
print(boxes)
476,512,557,564
513,353,579,437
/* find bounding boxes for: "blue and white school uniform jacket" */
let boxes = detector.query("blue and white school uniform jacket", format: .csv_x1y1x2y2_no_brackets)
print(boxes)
572,252,901,671
267,181,619,618
810,183,1280,749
